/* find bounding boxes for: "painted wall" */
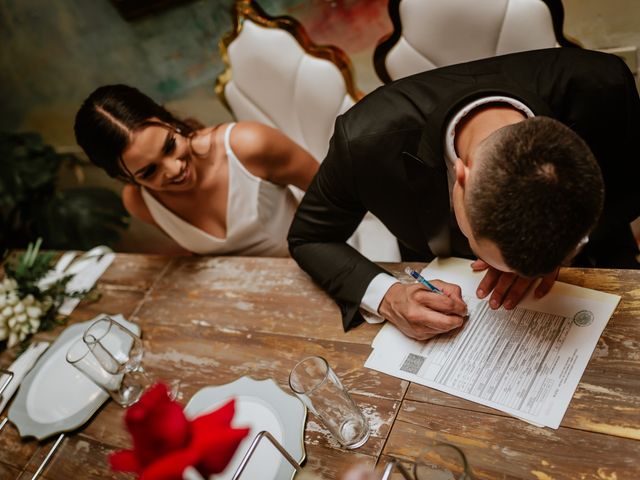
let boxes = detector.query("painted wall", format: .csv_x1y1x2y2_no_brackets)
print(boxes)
0,0,391,147
2,0,238,144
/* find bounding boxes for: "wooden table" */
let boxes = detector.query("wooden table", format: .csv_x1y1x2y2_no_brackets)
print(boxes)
0,254,638,479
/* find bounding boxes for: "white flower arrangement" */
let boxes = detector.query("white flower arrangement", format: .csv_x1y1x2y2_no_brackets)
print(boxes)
0,278,50,347
0,239,94,350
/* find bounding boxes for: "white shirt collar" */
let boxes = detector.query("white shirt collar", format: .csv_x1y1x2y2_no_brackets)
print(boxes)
444,96,536,166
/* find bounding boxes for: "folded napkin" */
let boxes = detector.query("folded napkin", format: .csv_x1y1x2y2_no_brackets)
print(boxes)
0,341,49,412
110,384,249,480
38,246,115,315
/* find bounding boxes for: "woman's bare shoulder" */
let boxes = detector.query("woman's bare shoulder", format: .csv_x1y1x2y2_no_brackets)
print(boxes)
227,121,318,189
228,121,277,157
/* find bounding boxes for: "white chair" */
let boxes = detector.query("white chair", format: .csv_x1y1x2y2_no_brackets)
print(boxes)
374,0,581,83
217,0,401,262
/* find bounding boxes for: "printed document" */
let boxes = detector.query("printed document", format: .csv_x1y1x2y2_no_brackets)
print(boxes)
365,257,620,428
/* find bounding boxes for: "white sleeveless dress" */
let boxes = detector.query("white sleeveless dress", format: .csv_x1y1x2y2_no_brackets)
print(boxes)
140,123,298,256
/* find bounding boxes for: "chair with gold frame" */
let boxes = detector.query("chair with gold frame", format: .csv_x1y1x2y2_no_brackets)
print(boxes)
217,0,362,162
374,0,581,83
216,0,401,262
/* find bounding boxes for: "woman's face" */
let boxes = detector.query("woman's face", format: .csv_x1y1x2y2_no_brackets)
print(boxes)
121,122,197,192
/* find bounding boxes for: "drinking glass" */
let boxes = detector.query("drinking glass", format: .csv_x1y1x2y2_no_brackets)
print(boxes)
289,356,370,449
82,316,179,399
66,338,146,407
413,443,474,480
82,316,143,374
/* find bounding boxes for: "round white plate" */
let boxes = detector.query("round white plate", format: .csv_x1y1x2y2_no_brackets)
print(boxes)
8,314,140,440
184,377,306,480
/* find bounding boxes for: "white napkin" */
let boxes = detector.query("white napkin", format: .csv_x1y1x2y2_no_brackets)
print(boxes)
0,341,50,412
38,246,115,316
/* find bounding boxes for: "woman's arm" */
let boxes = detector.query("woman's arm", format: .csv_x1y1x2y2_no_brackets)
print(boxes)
122,185,157,226
122,185,191,255
229,122,319,191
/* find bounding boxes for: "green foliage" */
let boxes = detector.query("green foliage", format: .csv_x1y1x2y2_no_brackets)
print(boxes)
0,132,129,254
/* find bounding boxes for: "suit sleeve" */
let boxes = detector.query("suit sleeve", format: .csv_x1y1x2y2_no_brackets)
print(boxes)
288,116,389,330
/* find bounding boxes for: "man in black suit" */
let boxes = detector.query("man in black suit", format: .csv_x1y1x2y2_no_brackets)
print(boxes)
288,48,640,341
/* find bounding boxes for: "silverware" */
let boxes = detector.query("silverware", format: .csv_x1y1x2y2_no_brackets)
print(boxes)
0,342,50,413
31,433,65,480
0,368,14,432
0,343,54,478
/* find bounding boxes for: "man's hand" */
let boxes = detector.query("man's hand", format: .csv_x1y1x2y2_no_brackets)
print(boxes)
471,259,558,309
378,280,468,341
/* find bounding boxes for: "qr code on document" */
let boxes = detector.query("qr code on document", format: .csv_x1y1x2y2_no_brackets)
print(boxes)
400,353,426,375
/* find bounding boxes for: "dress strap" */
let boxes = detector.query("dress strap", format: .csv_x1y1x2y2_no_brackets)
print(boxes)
223,122,236,155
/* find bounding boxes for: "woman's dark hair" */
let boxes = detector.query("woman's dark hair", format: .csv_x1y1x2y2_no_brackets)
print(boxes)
74,84,199,181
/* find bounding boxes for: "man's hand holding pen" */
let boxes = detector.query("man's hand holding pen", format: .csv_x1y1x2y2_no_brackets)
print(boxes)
378,279,468,341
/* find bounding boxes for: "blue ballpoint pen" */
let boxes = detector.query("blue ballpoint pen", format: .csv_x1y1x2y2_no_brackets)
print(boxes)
404,267,444,295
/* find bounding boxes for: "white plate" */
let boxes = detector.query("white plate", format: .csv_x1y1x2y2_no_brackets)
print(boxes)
184,377,306,480
8,314,140,440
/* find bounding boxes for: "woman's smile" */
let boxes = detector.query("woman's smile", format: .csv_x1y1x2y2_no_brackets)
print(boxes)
166,160,193,188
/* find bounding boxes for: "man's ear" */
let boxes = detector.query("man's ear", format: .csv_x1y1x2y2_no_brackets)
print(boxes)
455,158,468,188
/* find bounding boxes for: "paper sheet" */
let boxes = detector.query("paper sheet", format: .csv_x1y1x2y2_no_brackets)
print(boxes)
366,257,620,428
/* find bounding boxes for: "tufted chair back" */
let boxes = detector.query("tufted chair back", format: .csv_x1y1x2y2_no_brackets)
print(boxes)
374,0,580,83
217,0,400,261
217,0,360,162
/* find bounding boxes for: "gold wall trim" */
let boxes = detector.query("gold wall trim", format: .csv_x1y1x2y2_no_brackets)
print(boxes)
216,0,363,114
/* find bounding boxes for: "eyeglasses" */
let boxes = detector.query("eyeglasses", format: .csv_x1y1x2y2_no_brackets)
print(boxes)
381,443,474,480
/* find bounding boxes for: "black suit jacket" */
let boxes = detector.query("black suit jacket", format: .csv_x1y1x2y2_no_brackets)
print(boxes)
288,48,640,331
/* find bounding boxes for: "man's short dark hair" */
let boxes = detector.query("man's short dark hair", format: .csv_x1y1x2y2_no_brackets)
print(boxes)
467,116,604,277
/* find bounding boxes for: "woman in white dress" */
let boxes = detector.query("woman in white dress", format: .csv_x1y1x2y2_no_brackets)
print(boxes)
74,85,318,256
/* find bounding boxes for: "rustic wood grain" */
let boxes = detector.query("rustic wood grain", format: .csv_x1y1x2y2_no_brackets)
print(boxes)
384,401,640,480
2,256,639,480
301,444,377,480
97,254,173,291
20,433,134,480
0,419,39,470
137,256,379,345
0,462,22,479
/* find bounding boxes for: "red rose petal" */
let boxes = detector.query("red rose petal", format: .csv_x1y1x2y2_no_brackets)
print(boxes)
139,448,200,480
193,426,250,474
109,450,140,473
124,383,191,467
190,399,236,431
